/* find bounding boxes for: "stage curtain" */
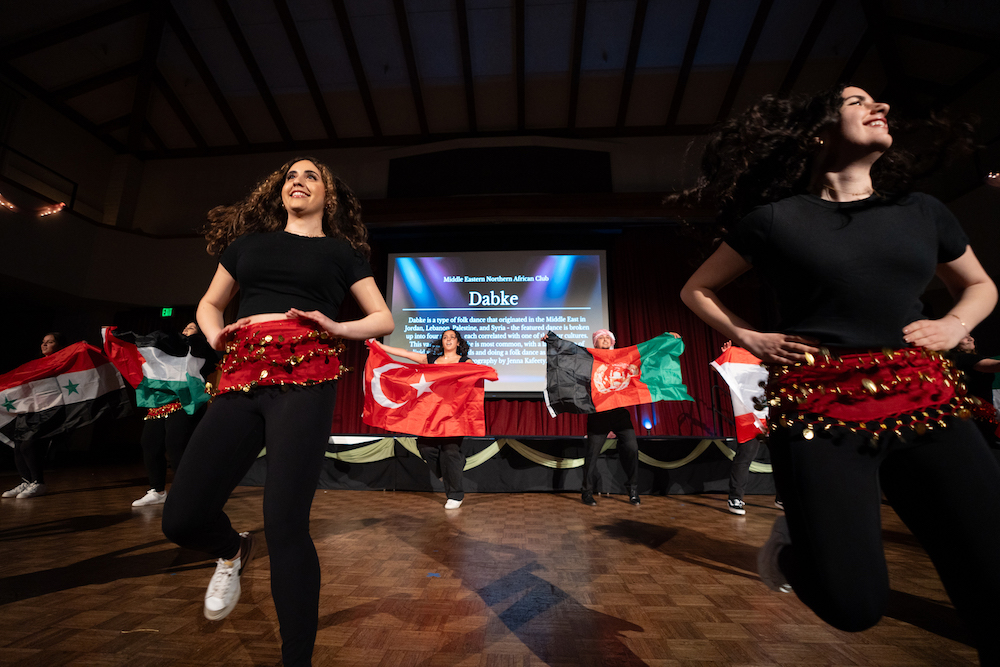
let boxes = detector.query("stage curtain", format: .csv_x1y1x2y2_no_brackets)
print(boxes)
330,227,764,438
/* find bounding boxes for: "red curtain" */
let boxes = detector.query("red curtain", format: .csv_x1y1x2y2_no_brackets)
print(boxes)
331,227,762,438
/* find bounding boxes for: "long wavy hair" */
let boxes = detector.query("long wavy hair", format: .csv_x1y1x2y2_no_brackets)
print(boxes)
426,329,470,358
668,84,975,230
203,156,370,257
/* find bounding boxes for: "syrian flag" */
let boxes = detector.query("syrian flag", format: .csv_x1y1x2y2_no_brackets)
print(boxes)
710,345,768,443
102,327,213,415
543,331,693,416
362,340,498,437
0,341,131,446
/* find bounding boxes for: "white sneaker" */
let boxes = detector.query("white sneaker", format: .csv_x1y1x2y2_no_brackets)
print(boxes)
444,498,463,510
132,489,167,507
2,480,31,498
758,516,793,593
727,498,746,515
16,482,47,498
204,532,253,621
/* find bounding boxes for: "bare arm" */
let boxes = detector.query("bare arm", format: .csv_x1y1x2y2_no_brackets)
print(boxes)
974,358,1000,373
287,276,395,341
373,340,428,364
197,264,249,350
903,246,998,351
680,242,819,363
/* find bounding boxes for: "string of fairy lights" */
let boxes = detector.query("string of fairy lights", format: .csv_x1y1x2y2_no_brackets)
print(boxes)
0,190,65,216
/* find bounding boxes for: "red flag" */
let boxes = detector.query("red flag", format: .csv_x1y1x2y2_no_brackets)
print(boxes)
362,341,497,437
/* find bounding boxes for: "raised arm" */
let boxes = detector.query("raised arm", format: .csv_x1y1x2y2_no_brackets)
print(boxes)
903,246,998,352
680,242,819,364
373,340,428,364
287,276,395,341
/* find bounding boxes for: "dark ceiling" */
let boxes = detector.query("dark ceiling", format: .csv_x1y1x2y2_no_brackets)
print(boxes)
1,0,998,159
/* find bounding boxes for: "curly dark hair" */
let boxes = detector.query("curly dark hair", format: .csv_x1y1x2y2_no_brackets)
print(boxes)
425,329,470,358
202,156,370,258
667,84,975,229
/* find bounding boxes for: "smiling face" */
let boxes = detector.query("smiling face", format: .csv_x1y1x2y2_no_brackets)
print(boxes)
40,334,60,356
830,86,892,154
441,330,458,353
281,160,327,219
182,321,199,337
594,334,613,349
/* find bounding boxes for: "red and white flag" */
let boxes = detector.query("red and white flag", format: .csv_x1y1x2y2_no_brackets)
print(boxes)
710,346,768,443
362,341,498,437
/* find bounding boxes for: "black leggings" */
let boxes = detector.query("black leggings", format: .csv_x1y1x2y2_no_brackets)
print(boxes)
728,435,762,500
770,418,1000,664
583,408,639,492
162,382,337,667
13,436,44,483
417,437,465,500
140,408,202,492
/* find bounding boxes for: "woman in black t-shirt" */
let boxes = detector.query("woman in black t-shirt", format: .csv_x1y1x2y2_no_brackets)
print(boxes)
162,157,393,667
376,329,471,509
678,86,1000,663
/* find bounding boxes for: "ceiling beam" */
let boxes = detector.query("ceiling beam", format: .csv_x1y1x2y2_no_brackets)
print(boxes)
144,122,167,153
165,4,249,146
127,0,167,153
778,0,837,95
330,0,382,137
273,0,337,139
837,27,875,85
890,17,1000,55
97,115,130,133
392,0,428,135
455,0,477,132
153,68,207,149
716,0,773,122
515,0,525,130
616,0,648,128
213,0,292,144
51,62,140,100
860,0,908,105
567,0,587,129
666,0,711,127
0,0,147,61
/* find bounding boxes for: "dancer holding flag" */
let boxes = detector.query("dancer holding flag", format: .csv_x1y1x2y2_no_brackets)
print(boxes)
678,84,1000,661
365,329,497,509
543,328,690,506
161,157,393,667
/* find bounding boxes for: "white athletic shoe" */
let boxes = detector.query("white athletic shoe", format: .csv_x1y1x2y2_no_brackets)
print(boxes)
132,489,167,507
444,499,463,510
727,498,746,515
757,516,793,593
2,480,31,498
16,482,48,498
204,532,253,621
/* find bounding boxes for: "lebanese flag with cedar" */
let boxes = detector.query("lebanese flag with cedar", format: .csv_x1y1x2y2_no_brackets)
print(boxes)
362,341,498,437
710,345,768,443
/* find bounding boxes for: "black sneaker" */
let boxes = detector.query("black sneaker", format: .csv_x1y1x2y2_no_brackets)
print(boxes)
628,486,640,506
727,498,746,515
581,491,597,506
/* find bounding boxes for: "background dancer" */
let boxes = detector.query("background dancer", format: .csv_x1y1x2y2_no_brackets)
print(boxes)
376,328,472,509
161,157,393,667
679,85,1000,662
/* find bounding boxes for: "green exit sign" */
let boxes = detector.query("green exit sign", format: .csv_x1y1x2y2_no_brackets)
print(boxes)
161,307,173,317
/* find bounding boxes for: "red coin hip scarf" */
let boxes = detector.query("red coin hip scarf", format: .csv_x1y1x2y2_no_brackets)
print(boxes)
213,320,347,396
767,347,973,443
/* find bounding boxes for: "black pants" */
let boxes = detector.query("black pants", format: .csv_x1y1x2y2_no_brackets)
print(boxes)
13,436,43,483
771,418,1000,664
583,408,639,492
417,437,465,500
162,382,337,667
140,408,202,492
728,435,762,500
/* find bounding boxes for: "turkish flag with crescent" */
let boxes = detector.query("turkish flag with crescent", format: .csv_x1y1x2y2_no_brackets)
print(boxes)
362,340,498,437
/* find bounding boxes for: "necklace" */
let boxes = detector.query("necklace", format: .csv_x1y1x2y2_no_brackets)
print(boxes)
822,184,874,198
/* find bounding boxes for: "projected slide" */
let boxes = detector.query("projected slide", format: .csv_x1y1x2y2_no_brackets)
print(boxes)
385,250,609,394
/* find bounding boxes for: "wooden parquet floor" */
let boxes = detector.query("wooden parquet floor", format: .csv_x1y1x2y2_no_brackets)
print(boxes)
0,464,978,666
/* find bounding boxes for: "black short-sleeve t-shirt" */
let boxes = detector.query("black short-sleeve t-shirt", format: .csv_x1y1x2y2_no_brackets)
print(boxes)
724,192,968,349
220,231,374,320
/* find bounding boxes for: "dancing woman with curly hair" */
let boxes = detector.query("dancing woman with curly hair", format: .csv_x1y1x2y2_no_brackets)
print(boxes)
162,157,393,666
376,328,472,509
679,86,1000,662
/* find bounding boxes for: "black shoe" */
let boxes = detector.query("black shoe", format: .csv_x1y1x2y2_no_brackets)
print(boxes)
581,491,597,506
628,486,640,506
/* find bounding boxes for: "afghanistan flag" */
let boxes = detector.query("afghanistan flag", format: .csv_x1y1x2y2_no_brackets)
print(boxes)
102,326,215,414
543,331,693,416
362,340,498,437
0,341,131,446
710,345,768,443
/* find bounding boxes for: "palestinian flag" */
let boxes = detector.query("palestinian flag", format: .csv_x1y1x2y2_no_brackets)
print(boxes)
102,327,215,415
710,345,768,443
0,341,131,446
543,331,693,416
362,340,498,437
